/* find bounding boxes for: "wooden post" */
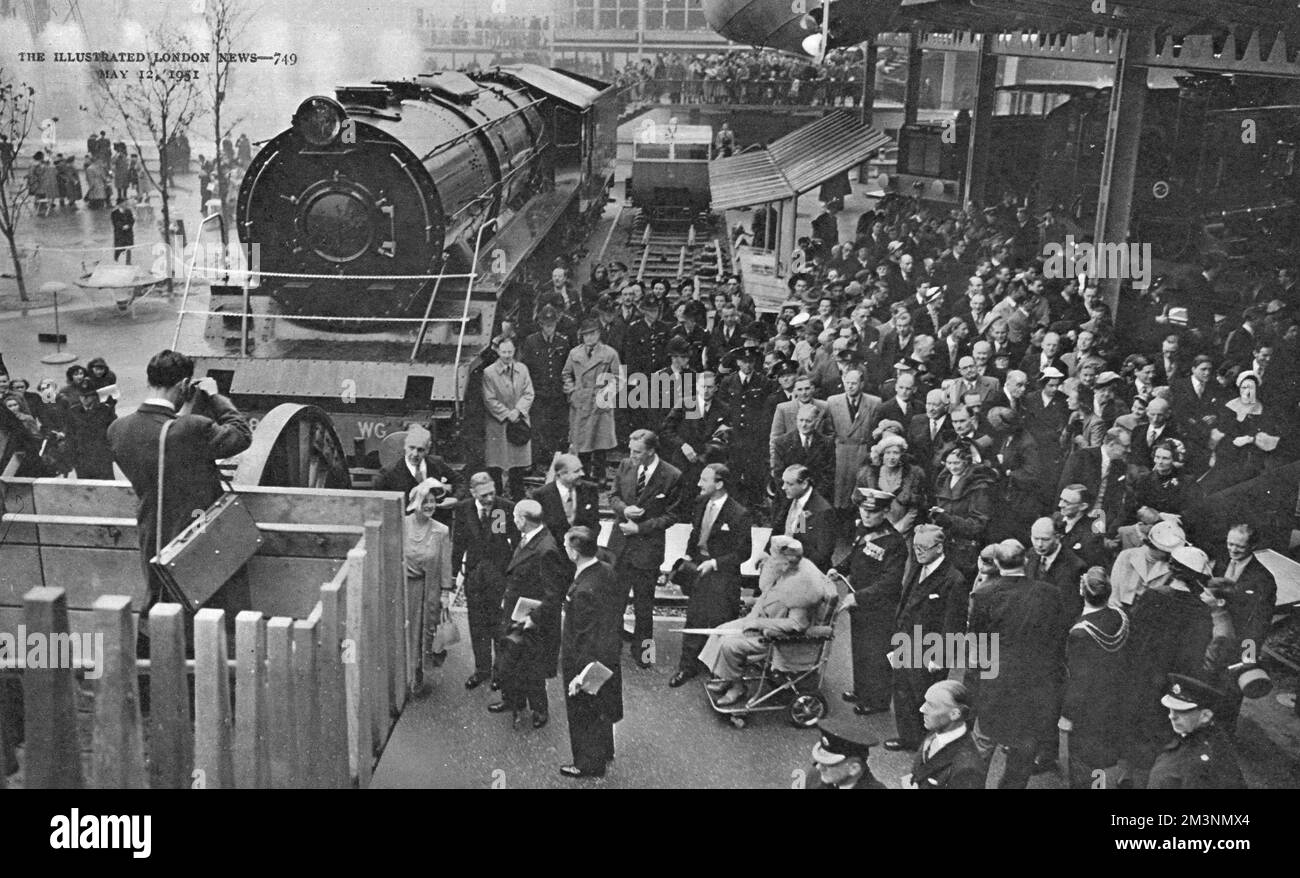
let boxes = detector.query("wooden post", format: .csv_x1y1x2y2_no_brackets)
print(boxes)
292,617,321,788
194,608,235,789
344,542,372,787
266,616,299,788
147,603,191,789
372,515,403,719
362,521,385,750
90,595,147,788
234,611,269,789
22,587,82,788
318,578,351,788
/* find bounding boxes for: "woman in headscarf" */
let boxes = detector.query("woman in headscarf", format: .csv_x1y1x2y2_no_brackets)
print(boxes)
855,431,926,535
405,477,455,691
1199,370,1279,495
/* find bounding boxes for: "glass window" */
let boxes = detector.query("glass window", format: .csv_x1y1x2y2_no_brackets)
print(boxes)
646,0,667,29
598,0,617,29
636,144,672,159
664,0,686,30
618,0,639,29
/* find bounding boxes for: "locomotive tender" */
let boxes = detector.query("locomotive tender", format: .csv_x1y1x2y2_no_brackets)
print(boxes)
177,64,618,474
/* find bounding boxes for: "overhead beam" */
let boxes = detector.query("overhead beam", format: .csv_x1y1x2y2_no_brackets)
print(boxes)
875,27,1300,77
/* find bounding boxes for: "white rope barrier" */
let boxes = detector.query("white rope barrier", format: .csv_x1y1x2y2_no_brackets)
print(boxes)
186,265,481,281
175,308,477,324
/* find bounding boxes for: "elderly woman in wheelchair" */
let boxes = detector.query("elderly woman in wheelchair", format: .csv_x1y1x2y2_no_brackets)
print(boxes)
698,535,835,707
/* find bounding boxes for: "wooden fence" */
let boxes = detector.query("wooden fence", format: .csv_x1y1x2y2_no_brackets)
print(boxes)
0,477,413,788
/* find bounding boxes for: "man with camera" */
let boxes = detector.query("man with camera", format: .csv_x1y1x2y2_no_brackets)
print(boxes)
108,350,254,637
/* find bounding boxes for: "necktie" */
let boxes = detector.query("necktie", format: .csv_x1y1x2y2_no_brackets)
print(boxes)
699,500,719,553
848,397,859,423
785,499,801,536
564,488,576,524
636,466,648,494
1097,457,1110,508
1226,559,1242,582
480,505,490,531
1148,427,1157,447
803,434,810,451
931,420,939,440
506,365,514,382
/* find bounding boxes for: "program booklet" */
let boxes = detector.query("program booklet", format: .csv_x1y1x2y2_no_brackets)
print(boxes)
575,661,614,694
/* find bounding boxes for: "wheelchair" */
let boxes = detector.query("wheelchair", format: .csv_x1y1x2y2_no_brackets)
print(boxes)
703,591,841,729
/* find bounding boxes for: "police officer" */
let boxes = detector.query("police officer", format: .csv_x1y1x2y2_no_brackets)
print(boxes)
834,489,908,715
621,292,675,433
520,303,572,473
806,716,886,789
716,346,771,510
1147,674,1246,789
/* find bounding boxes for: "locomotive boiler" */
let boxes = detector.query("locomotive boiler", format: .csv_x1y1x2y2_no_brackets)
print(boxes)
176,64,618,480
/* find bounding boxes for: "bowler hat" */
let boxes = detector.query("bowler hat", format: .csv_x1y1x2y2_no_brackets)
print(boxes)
668,557,701,591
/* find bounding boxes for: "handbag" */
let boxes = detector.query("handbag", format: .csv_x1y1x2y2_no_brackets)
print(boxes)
505,415,531,446
149,418,262,612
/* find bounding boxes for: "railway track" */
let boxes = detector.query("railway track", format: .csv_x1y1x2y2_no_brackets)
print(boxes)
626,211,732,297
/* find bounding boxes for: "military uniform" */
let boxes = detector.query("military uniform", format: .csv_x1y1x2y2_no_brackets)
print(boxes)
716,360,772,509
1147,675,1246,789
520,318,573,470
805,717,886,789
621,311,675,433
834,503,907,711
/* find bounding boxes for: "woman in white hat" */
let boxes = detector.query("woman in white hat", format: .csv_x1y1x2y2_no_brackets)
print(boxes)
405,478,454,688
1199,370,1279,495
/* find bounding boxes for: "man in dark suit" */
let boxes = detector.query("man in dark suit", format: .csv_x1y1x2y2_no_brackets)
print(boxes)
660,369,729,488
609,429,683,667
876,370,923,427
1026,517,1089,625
453,472,520,689
886,524,970,750
771,464,836,573
1213,523,1279,729
905,680,987,789
834,490,908,715
1057,426,1134,537
107,350,253,634
490,499,568,727
533,453,599,549
967,539,1067,788
908,390,957,479
559,526,625,779
771,403,836,493
1026,515,1090,770
1129,397,1180,470
1055,485,1108,569
373,424,465,515
670,463,752,686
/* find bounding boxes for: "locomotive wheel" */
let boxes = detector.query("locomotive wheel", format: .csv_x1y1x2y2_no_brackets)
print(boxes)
232,403,352,489
789,694,828,728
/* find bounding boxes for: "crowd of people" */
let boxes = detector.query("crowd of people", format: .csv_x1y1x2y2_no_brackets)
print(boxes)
610,47,888,110
418,12,550,48
0,357,120,481
393,184,1297,786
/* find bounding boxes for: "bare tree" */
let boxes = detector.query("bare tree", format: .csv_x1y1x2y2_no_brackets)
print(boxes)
205,0,255,245
0,70,37,303
95,27,206,294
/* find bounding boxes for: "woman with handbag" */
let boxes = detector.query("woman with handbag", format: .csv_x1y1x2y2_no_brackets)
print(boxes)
482,337,535,500
405,478,456,694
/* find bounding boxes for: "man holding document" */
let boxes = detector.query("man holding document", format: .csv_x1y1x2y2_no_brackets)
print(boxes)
560,526,625,779
490,499,568,728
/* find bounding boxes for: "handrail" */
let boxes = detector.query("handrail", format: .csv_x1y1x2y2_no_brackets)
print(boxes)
713,238,725,280
451,217,499,419
637,223,652,283
172,211,229,350
676,245,687,279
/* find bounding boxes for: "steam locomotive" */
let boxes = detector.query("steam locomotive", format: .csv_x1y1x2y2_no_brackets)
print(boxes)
178,65,618,473
879,77,1300,261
